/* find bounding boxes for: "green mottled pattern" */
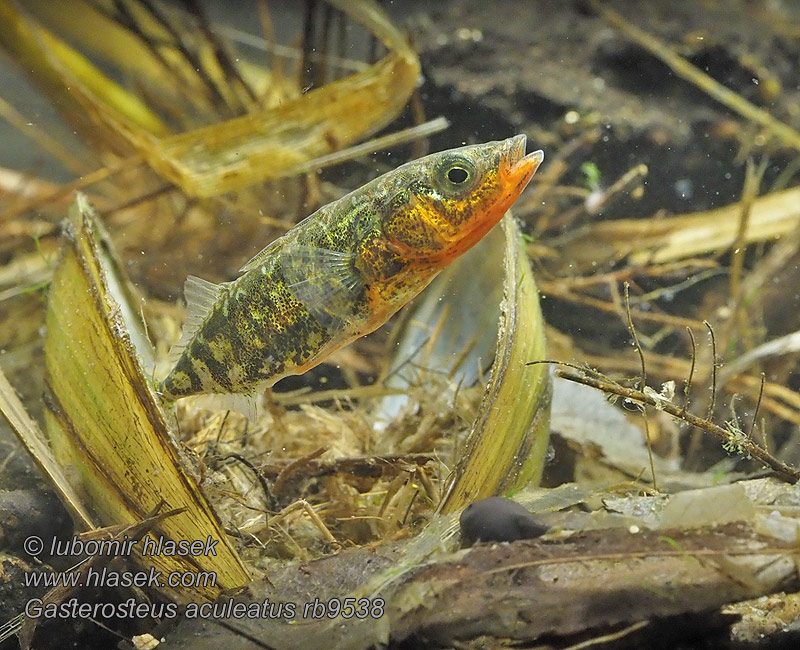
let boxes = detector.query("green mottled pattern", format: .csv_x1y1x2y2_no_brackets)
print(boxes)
159,135,536,401
160,236,367,398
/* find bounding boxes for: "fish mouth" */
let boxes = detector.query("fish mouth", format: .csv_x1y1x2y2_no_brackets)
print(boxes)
501,134,544,190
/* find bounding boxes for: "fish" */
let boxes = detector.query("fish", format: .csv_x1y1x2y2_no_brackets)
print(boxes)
158,135,543,403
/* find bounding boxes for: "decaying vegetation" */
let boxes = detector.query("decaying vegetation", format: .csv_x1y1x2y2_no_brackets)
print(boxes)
2,1,800,648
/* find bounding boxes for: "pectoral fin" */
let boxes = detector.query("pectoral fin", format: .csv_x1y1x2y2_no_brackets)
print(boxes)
280,244,364,332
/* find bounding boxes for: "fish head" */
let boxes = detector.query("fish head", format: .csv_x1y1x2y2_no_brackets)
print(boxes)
383,135,543,266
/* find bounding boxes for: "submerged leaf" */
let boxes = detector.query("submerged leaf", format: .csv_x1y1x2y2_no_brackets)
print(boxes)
41,194,249,602
437,215,551,513
1,0,421,197
561,186,800,267
0,0,168,145
0,364,94,528
144,51,419,197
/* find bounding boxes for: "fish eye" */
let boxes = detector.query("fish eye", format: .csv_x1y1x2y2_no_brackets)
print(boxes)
447,166,470,184
436,155,477,194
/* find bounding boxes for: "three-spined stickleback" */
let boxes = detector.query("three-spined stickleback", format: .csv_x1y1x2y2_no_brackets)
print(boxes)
158,135,543,402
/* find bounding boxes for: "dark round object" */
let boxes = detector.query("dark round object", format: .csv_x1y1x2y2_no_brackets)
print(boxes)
459,496,549,546
447,166,469,183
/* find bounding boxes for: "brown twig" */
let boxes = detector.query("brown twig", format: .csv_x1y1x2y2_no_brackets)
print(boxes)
136,0,232,111
0,96,90,175
705,320,718,421
98,183,175,217
258,453,435,483
256,0,284,88
0,155,144,222
570,346,800,427
299,0,318,91
217,452,274,510
729,159,767,308
682,326,697,415
750,373,765,439
624,282,658,490
537,282,706,330
272,446,328,495
537,260,719,291
182,0,259,110
99,0,214,114
529,361,800,483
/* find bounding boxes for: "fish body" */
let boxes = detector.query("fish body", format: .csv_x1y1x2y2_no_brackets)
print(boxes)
159,135,543,401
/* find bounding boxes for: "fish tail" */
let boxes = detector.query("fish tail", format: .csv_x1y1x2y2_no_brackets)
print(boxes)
158,355,199,401
158,374,180,402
